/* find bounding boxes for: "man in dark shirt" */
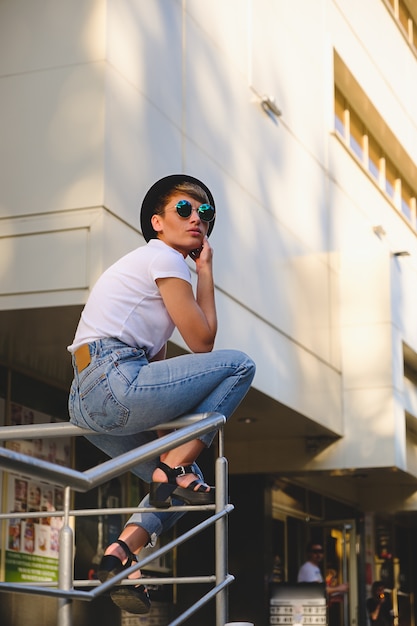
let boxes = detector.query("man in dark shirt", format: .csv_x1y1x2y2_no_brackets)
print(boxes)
366,581,394,626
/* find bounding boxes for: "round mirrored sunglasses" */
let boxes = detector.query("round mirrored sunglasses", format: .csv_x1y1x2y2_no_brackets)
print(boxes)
175,199,215,223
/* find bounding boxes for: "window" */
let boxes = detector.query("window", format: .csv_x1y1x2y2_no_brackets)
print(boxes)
334,66,417,230
401,180,413,220
404,344,417,387
385,0,417,53
368,134,381,182
399,1,411,35
349,109,364,160
334,88,346,138
385,158,397,201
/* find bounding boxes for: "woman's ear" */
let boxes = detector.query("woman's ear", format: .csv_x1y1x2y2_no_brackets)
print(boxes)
151,213,163,234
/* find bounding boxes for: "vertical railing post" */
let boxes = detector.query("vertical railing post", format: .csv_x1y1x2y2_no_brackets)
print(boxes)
215,426,228,626
57,486,73,626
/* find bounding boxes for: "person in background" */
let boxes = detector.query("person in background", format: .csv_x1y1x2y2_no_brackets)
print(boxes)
68,174,256,614
366,580,394,626
297,541,349,598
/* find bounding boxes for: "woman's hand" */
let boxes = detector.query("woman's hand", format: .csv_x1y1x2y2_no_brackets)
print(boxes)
189,236,213,269
195,238,213,276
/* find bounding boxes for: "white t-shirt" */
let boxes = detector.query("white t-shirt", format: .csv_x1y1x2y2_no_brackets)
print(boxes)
297,561,323,583
68,239,191,359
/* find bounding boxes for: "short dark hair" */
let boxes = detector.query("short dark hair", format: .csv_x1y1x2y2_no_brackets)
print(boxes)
371,580,384,595
154,182,209,216
306,541,323,553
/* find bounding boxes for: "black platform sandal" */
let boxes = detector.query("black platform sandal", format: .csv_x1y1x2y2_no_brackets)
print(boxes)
110,584,151,615
97,539,151,614
97,538,138,583
149,461,215,508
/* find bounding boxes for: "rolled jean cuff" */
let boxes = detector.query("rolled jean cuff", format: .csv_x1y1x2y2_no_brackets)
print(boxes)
123,464,203,546
125,497,185,547
198,429,217,448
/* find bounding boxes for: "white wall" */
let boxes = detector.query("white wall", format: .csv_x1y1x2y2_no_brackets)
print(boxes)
1,0,417,486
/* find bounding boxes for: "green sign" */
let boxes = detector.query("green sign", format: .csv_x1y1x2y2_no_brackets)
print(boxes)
6,550,59,583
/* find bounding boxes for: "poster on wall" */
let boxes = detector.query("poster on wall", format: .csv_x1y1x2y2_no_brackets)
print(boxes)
3,402,71,583
7,402,71,466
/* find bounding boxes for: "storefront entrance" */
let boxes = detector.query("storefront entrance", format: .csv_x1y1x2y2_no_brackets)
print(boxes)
309,520,359,626
269,479,363,626
268,514,360,626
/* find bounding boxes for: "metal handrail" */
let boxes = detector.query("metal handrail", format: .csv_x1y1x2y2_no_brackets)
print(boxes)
0,412,232,626
0,413,225,490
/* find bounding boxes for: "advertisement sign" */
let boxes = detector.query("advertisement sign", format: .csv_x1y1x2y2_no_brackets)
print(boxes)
3,402,71,583
5,473,64,582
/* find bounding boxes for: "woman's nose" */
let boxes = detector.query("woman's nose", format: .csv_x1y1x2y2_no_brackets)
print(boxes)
189,208,201,221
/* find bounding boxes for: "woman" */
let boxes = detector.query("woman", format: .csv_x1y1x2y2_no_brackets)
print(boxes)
68,174,256,613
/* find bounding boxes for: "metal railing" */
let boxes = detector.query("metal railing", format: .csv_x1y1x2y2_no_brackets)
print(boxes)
0,412,233,626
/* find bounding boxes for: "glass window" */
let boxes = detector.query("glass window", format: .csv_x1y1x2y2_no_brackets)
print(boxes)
368,134,381,181
401,180,413,220
399,1,410,36
334,79,417,233
271,480,306,513
334,88,345,138
11,372,68,420
404,360,417,386
385,0,417,49
349,109,364,161
385,158,397,200
307,490,323,518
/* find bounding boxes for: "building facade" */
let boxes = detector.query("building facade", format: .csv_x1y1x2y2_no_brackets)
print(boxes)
1,1,417,625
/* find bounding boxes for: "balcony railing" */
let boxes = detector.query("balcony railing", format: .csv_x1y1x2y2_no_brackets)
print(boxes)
0,412,233,626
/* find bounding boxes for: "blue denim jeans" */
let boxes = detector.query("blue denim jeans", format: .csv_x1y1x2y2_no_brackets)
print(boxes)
68,338,255,545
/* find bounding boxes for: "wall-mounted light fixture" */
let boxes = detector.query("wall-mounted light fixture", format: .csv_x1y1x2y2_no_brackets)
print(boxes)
373,225,386,237
260,95,282,118
250,85,282,120
372,226,411,258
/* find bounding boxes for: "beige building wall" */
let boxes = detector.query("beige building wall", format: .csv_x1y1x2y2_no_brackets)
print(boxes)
1,0,417,512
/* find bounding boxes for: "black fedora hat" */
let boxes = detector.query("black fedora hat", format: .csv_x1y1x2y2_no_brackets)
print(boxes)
140,174,215,242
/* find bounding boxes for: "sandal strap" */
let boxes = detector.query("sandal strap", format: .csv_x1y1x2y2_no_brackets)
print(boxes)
116,539,138,564
187,478,212,493
157,461,196,483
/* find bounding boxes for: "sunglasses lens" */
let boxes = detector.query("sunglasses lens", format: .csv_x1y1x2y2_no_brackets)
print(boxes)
175,200,192,218
198,204,215,222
